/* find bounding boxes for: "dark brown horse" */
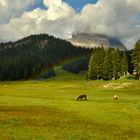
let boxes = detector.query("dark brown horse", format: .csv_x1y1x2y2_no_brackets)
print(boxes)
77,94,87,101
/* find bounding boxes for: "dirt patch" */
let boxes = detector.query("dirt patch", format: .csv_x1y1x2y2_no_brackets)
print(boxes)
103,82,133,89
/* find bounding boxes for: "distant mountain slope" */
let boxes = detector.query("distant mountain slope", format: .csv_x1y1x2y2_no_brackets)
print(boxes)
0,34,91,80
68,33,126,50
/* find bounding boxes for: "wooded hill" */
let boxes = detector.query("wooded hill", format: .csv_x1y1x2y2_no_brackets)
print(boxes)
0,34,91,80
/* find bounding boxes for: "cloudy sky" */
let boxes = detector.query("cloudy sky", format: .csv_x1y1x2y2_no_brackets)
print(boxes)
0,0,140,49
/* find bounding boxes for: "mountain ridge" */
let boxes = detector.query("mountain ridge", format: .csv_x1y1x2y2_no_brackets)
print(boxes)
68,33,126,50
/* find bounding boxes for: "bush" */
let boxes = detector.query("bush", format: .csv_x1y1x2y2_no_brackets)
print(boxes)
124,74,136,80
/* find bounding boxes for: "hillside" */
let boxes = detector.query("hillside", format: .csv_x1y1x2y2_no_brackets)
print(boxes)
68,33,126,50
0,34,91,80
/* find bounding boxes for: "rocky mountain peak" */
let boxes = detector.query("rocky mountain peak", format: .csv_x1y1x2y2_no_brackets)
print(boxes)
68,33,126,50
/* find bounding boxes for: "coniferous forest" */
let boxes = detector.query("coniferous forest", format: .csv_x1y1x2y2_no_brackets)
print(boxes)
0,33,139,81
87,47,134,80
0,34,91,80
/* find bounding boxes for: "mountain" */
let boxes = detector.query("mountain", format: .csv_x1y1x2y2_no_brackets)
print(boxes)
0,34,91,80
68,33,126,50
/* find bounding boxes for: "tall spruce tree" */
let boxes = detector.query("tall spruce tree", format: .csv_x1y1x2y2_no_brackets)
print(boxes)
120,50,128,76
126,50,134,74
132,40,140,80
113,48,121,79
102,48,115,80
88,52,96,80
88,47,105,80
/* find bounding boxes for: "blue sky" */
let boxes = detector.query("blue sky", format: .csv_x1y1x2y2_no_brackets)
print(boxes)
29,0,47,11
31,0,97,12
64,0,97,12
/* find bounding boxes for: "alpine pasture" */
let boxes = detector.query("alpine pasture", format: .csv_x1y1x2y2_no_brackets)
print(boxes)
0,68,140,140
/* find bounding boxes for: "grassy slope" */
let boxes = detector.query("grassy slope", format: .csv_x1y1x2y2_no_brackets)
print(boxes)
0,68,140,140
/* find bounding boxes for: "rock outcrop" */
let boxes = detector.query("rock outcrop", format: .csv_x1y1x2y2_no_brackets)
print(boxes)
68,33,126,50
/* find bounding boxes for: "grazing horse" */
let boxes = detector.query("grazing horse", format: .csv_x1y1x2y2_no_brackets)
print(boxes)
77,94,87,101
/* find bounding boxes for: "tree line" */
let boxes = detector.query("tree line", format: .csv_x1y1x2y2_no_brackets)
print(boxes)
87,47,129,80
62,56,90,74
87,41,140,81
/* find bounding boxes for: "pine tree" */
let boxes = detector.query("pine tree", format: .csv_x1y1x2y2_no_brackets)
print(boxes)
102,55,110,80
102,48,115,80
113,48,121,79
126,50,134,74
132,40,140,80
88,47,105,80
88,50,97,80
120,50,128,76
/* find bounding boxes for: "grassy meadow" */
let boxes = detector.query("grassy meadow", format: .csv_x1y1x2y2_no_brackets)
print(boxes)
0,68,140,140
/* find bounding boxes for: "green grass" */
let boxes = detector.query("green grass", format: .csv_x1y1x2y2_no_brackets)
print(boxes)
0,68,140,140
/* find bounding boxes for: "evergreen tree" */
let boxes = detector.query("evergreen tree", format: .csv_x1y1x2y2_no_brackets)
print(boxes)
132,40,140,80
88,51,96,80
102,48,115,80
112,48,121,79
88,47,105,80
126,50,134,74
120,50,128,76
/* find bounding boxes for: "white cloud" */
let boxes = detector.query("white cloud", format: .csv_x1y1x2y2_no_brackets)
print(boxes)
0,0,140,49
0,0,77,41
0,7,77,41
0,0,35,24
43,0,75,20
78,0,140,38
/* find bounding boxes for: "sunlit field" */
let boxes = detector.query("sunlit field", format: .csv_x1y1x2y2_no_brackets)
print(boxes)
0,68,140,140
